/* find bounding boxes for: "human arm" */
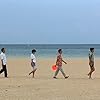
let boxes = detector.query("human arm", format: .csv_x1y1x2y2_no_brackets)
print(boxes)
1,59,3,66
62,59,67,64
89,53,92,62
0,54,4,66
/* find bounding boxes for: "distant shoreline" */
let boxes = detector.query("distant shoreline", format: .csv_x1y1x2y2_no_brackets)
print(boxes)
7,56,100,59
0,44,100,58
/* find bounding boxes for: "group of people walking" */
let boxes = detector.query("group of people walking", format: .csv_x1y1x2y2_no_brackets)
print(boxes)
0,47,95,79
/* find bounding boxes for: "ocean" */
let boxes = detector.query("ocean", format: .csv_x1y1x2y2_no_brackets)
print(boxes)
0,44,99,58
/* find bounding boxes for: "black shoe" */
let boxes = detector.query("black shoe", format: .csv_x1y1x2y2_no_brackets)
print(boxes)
53,77,57,79
65,76,69,79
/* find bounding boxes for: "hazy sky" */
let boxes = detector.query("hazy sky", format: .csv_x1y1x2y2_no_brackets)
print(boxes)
0,0,100,44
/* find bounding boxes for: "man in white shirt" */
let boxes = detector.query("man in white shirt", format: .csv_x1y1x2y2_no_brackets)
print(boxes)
29,49,37,78
0,48,8,78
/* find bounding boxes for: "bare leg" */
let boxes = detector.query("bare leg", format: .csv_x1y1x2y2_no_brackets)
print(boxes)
29,68,37,77
88,67,95,79
29,71,33,75
32,69,37,78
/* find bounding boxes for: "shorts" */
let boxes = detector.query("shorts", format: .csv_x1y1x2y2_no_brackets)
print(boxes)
31,62,37,69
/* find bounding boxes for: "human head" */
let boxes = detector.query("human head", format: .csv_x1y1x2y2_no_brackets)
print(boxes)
90,48,94,52
1,48,5,53
58,49,62,54
32,49,36,54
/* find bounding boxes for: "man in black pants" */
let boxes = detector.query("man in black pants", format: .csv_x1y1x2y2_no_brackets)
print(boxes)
0,48,8,78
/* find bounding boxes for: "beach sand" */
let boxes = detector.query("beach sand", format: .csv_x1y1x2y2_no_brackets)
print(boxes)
0,57,100,100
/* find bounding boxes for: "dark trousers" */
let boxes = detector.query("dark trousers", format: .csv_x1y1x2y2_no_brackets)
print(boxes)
0,65,7,77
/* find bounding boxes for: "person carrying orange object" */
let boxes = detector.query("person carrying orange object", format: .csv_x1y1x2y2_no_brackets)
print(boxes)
53,49,69,79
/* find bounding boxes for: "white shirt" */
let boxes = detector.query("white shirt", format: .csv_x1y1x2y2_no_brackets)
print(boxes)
31,53,36,63
0,52,7,65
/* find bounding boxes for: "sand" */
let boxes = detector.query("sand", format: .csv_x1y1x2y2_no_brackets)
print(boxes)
0,57,100,100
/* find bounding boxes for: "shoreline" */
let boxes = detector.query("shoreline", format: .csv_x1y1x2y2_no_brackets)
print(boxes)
7,56,100,59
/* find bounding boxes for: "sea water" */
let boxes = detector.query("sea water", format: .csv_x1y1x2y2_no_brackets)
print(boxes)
0,44,99,58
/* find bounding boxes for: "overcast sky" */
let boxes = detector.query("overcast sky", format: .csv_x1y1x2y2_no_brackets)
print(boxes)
0,0,100,44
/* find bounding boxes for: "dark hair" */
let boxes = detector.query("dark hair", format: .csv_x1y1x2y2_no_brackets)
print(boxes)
90,48,94,51
1,48,5,52
58,49,62,53
32,49,36,53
